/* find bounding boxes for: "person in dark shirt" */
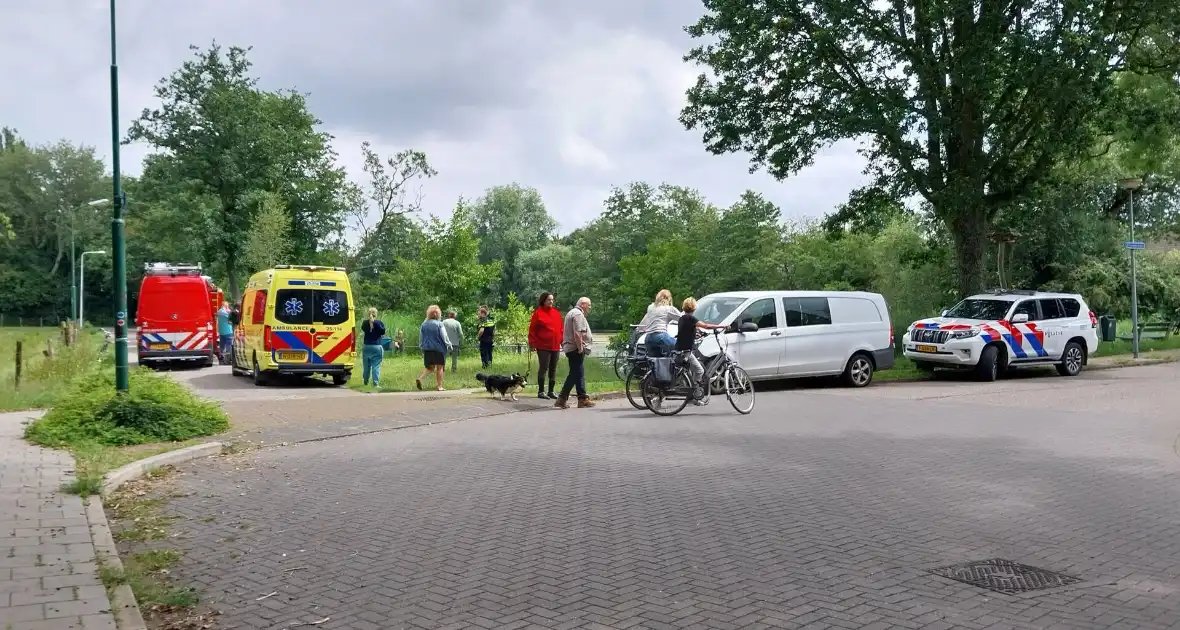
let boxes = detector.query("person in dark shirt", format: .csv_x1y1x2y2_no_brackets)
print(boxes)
477,306,496,368
360,307,387,387
676,297,726,403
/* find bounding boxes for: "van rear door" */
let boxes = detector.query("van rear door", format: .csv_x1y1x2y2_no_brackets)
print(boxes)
269,287,352,363
137,277,212,352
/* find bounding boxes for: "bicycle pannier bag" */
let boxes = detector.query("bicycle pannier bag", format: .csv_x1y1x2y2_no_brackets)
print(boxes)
651,357,675,386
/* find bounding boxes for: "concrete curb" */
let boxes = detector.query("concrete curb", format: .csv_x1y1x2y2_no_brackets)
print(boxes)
89,441,228,630
101,442,226,498
86,497,147,630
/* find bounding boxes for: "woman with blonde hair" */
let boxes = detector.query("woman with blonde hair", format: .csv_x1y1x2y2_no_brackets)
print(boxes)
416,304,450,391
359,307,386,387
642,288,681,357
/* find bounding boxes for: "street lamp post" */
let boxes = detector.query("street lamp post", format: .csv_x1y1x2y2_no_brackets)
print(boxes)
73,199,110,322
79,250,107,328
108,0,130,392
1119,177,1143,359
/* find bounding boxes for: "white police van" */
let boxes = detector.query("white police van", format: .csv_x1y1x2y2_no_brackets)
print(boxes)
902,290,1100,381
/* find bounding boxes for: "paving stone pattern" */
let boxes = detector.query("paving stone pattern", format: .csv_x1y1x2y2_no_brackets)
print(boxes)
155,364,1180,629
0,413,116,630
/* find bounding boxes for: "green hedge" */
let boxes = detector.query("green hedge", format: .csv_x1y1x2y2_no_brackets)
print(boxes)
24,368,228,447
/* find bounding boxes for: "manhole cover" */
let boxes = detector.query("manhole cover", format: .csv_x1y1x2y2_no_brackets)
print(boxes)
930,559,1082,595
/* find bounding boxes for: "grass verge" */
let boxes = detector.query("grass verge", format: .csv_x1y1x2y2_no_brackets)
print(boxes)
0,327,107,411
24,366,228,496
349,349,622,394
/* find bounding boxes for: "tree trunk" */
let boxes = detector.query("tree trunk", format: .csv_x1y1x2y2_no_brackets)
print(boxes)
226,257,240,302
950,211,989,298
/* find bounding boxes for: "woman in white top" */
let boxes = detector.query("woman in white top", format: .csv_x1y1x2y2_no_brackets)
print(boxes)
643,289,682,358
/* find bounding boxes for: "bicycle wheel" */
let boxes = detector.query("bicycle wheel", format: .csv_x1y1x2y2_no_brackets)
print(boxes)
641,370,692,416
624,365,649,410
724,365,755,414
613,347,629,381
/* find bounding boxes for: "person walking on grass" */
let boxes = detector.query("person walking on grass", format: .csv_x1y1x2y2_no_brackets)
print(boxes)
417,305,449,391
528,291,564,399
477,305,496,368
555,296,596,409
442,310,463,372
360,307,387,388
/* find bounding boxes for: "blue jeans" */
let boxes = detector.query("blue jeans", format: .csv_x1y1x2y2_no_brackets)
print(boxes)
362,344,384,386
218,334,232,360
644,331,676,358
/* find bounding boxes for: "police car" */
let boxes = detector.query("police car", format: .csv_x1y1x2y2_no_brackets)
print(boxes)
901,290,1100,382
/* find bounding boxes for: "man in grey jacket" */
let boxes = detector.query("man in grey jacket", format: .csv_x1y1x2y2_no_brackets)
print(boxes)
442,310,463,372
555,297,596,409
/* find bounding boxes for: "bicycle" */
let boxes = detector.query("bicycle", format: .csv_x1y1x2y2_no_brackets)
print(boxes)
640,328,755,416
612,324,644,381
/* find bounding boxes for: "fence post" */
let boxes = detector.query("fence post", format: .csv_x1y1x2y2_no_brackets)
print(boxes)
14,341,22,389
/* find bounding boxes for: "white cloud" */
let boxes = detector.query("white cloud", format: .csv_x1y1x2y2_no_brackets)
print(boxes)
0,0,870,236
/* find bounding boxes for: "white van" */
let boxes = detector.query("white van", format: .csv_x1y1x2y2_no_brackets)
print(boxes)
638,291,896,387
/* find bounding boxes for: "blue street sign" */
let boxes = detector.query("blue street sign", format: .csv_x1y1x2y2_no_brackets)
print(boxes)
1125,241,1145,250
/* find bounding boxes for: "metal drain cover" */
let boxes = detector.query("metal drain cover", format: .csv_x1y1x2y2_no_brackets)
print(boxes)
930,559,1081,595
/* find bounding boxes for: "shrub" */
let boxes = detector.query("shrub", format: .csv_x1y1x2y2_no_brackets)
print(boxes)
24,368,228,447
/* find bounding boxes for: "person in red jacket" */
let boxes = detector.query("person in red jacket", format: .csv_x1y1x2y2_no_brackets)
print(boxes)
528,291,565,399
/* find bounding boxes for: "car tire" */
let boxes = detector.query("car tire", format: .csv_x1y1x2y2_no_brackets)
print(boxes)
332,372,350,386
1056,341,1085,377
974,345,1000,382
842,353,874,388
913,361,935,373
252,356,269,387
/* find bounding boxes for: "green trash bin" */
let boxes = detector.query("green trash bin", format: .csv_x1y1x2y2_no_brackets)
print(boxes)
1099,315,1117,342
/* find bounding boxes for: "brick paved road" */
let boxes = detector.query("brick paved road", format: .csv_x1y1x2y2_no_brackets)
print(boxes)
142,363,1180,629
1,412,116,630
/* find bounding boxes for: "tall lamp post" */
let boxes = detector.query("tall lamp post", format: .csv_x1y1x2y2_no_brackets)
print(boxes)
79,250,107,327
1119,177,1143,359
73,199,110,323
108,0,130,392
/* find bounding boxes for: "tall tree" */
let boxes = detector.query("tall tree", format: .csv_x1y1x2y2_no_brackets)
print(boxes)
469,184,557,303
681,0,1180,296
127,43,351,297
348,141,435,274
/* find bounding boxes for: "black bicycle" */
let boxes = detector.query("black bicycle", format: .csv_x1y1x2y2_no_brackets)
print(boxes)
639,328,755,416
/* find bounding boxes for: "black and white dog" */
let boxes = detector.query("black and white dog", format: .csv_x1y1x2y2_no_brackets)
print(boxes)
475,372,530,401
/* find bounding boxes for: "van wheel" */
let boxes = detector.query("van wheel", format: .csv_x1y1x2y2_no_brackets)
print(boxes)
332,372,350,386
252,356,269,386
974,345,1000,382
1056,341,1085,377
843,353,874,388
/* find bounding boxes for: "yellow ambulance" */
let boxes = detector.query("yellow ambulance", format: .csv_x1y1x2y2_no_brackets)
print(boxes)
230,265,356,386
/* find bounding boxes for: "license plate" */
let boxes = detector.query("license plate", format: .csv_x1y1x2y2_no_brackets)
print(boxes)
915,344,938,353
150,343,170,351
276,351,307,362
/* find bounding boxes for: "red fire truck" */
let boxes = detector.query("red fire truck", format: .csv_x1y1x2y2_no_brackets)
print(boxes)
135,263,219,367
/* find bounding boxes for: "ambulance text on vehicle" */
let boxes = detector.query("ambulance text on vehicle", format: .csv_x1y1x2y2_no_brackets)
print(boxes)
231,265,356,386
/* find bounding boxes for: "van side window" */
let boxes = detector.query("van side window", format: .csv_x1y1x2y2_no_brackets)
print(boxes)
783,297,832,327
1038,299,1065,320
251,290,267,325
736,298,778,330
1059,298,1082,318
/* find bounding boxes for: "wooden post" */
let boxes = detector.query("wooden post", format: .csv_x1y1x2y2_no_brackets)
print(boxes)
44,338,54,359
14,341,21,389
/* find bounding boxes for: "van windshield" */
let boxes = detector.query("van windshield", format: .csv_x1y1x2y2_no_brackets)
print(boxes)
694,296,748,325
273,289,350,326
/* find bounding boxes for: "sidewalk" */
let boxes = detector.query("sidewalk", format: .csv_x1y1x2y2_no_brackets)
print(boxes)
0,412,116,630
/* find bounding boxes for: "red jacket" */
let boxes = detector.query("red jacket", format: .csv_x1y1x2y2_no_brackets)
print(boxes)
528,306,564,352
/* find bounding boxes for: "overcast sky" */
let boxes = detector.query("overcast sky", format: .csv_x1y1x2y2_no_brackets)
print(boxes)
1,0,869,233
